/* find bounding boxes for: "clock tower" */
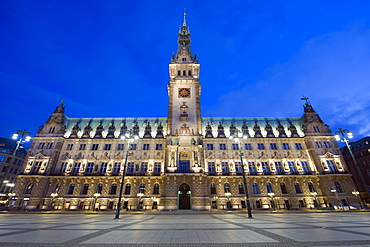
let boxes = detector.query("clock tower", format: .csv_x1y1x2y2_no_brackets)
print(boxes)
167,12,201,139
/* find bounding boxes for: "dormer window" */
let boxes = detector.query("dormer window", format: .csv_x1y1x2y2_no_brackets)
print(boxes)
182,58,186,61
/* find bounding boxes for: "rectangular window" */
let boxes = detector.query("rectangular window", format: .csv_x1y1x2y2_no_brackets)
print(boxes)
313,126,320,132
288,162,296,172
270,143,277,150
245,144,252,150
104,144,111,150
315,142,322,148
100,162,108,173
154,162,161,173
60,162,68,173
261,162,269,172
219,144,227,150
282,143,290,150
127,162,135,173
156,144,162,150
323,141,330,148
0,156,4,162
117,144,124,150
91,144,99,150
221,162,229,173
232,144,239,150
301,161,310,172
131,144,137,150
141,162,148,173
295,143,303,150
66,144,73,150
275,162,283,172
113,162,121,173
79,144,86,150
208,162,215,173
235,162,242,173
206,144,214,150
72,163,81,173
86,163,94,173
46,143,53,149
143,144,150,150
248,162,256,172
38,143,45,149
326,160,336,172
257,143,265,150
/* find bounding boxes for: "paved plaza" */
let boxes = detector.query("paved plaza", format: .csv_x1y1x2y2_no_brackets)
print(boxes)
0,211,369,246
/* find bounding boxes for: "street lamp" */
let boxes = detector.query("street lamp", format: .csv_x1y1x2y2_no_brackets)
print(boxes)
268,192,275,211
50,192,58,210
114,131,137,219
0,130,31,188
229,132,253,218
310,191,319,210
225,192,231,210
137,192,144,210
335,128,370,205
330,188,343,210
93,192,101,212
352,190,362,209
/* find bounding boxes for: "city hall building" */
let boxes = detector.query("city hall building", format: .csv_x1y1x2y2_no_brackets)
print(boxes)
13,14,357,211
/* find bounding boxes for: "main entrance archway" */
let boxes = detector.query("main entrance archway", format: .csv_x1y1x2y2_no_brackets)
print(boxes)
178,183,191,209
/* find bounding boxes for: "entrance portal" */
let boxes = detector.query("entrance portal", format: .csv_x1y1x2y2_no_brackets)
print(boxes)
178,183,191,209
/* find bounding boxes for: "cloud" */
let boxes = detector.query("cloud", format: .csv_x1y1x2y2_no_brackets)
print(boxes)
207,22,370,137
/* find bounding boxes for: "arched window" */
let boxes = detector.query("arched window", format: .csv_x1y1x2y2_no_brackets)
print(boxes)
53,183,61,193
178,70,181,76
266,183,273,193
183,70,186,76
109,183,117,195
238,183,245,194
294,183,302,194
280,183,288,194
308,182,315,193
81,184,89,195
139,183,145,193
153,183,160,194
66,183,75,195
124,183,131,195
252,183,260,194
224,183,230,193
96,183,103,193
188,70,192,76
335,181,344,193
24,183,33,194
210,183,217,194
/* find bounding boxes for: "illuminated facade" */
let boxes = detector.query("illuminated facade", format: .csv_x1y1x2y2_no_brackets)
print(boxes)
13,14,357,211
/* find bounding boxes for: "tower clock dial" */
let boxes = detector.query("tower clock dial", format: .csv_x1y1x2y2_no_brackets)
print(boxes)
178,88,191,98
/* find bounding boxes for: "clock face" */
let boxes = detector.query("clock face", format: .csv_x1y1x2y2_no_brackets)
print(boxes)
178,88,191,98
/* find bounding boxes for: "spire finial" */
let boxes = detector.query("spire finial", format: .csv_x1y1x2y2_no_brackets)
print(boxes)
300,96,311,106
60,99,65,106
183,8,187,26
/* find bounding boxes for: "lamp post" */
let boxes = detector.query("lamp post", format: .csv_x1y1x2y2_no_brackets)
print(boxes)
268,192,275,211
93,192,100,212
335,128,370,205
50,192,58,210
225,192,231,210
114,131,137,219
310,191,319,210
0,130,31,188
352,190,362,209
229,132,253,218
137,192,144,210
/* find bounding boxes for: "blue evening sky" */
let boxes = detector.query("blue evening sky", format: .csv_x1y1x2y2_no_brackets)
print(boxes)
1,0,370,143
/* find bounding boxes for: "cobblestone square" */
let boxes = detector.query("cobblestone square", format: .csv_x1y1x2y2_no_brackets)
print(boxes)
0,211,369,246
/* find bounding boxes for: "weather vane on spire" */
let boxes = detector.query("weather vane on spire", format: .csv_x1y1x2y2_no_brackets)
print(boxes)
300,96,311,106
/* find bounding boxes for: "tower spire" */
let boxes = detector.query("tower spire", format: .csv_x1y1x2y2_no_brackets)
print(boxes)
182,9,187,27
172,10,197,63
